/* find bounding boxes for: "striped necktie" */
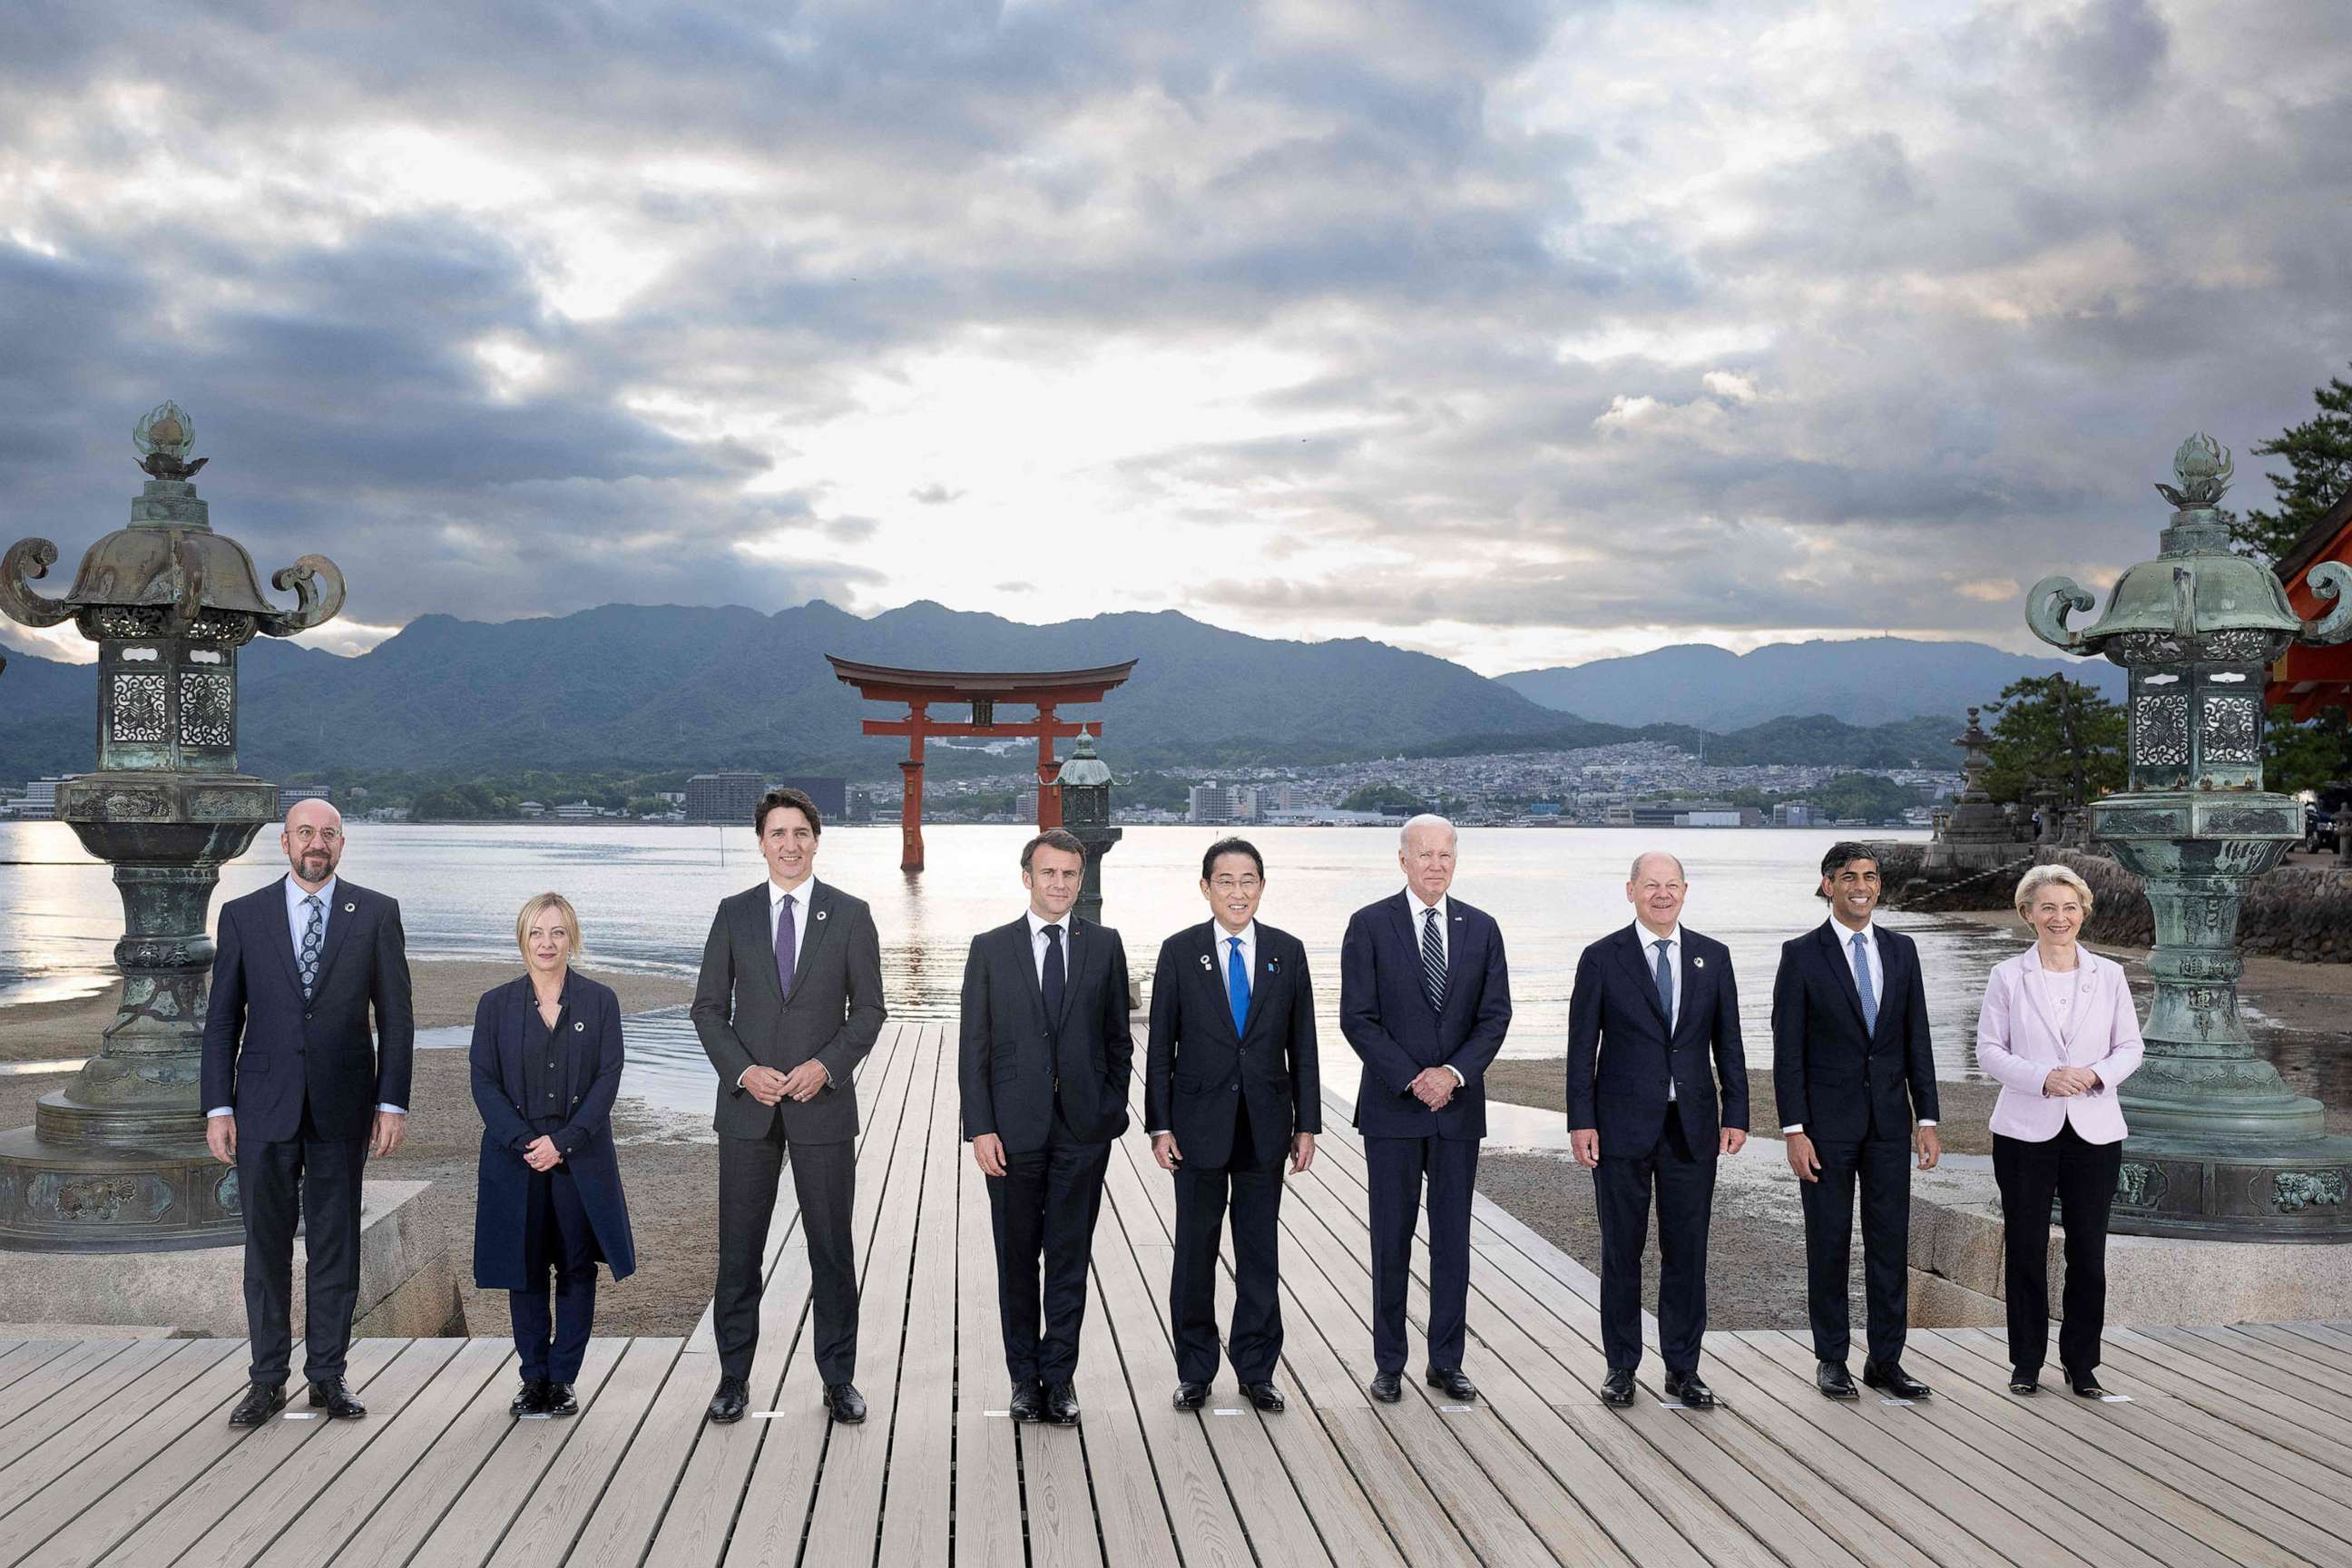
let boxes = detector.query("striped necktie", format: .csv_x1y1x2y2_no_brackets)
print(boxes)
1421,906,1446,1011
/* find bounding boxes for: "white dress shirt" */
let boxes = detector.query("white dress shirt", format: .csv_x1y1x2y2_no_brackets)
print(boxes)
1149,919,1256,1137
1025,906,1077,987
209,874,404,1119
739,877,828,1090
1408,891,1465,1086
1782,917,1935,1134
1632,921,1681,1100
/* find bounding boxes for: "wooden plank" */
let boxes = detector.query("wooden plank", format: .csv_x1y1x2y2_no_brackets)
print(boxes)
649,1022,922,1567
476,1338,684,1568
327,1338,624,1568
0,1338,236,1523
719,1017,932,1568
949,1110,1031,1568
0,1338,180,1473
2095,1330,2352,1473
244,1338,514,1568
0,1338,130,1431
562,1340,722,1568
23,1336,405,1568
1901,1331,2337,1568
876,1025,961,1568
0,1341,74,1400
2179,1324,2352,1400
162,1338,469,1568
1073,1238,1185,1568
2234,1321,2352,1382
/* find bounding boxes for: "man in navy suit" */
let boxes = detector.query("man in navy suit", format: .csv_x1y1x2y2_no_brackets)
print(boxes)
1771,843,1941,1401
959,828,1134,1426
1338,814,1511,1404
1567,851,1748,1409
202,799,415,1427
1146,838,1319,1413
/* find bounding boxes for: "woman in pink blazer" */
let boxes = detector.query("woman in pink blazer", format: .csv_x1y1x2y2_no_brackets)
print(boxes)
1975,863,2143,1398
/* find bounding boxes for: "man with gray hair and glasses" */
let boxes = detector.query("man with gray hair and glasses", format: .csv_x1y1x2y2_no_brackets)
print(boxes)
1339,814,1512,1405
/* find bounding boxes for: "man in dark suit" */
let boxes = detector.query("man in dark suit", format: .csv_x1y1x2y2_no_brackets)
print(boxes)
202,799,415,1427
959,828,1134,1426
1567,850,1749,1409
692,786,887,1426
1338,814,1511,1405
1147,838,1320,1413
1771,842,1942,1401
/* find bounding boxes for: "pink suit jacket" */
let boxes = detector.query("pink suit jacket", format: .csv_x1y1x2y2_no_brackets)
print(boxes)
1975,946,2144,1144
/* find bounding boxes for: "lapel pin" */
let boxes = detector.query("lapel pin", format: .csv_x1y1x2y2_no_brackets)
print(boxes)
815,909,828,922
1267,957,1279,974
343,902,356,913
1693,956,1706,969
1199,954,1212,971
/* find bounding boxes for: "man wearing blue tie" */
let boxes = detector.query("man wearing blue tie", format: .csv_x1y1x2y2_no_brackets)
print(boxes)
1771,844,1941,1401
1147,839,1320,1412
1338,815,1512,1405
1567,852,1749,1409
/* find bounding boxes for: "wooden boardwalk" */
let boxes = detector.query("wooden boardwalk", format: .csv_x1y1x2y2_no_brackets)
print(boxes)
4,1018,2349,1565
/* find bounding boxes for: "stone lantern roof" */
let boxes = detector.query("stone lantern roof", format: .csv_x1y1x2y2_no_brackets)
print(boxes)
1055,726,1112,787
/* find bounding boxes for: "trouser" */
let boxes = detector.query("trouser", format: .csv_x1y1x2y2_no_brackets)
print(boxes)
511,1148,599,1384
987,1112,1112,1385
1364,1133,1478,1375
1594,1112,1716,1374
1800,1134,1913,1366
1994,1123,2122,1377
714,1121,858,1385
1170,1096,1287,1385
238,1103,368,1387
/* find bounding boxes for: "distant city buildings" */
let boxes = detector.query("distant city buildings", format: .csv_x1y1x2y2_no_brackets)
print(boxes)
277,782,330,812
2,778,65,819
1187,782,1265,825
685,771,848,823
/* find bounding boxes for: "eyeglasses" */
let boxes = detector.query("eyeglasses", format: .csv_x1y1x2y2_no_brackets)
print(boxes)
1210,877,1262,893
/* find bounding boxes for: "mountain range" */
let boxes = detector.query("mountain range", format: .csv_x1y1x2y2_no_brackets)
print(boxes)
1499,636,2124,730
0,607,2102,782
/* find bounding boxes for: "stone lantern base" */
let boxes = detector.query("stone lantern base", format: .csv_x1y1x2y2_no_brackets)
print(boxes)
0,1125,243,1251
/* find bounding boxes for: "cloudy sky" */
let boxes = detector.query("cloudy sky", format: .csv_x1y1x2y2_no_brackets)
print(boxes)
3,0,2347,674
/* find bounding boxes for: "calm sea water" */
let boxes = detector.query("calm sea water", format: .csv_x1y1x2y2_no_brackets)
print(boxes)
1,820,2018,1115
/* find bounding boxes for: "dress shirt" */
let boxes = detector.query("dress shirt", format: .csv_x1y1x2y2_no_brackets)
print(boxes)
737,876,828,1090
1782,917,1935,1134
1150,920,1256,1137
209,873,404,1119
1025,906,1077,987
1407,891,1465,1086
1633,921,1681,1100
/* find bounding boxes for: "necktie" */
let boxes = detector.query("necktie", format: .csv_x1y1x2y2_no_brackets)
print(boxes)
1226,936,1250,1036
1421,906,1446,1011
1851,931,1878,1033
298,895,323,999
774,893,797,997
1043,923,1065,1022
1652,938,1673,1027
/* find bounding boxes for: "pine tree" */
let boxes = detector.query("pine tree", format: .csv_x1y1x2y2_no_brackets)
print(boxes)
2231,365,2352,562
1982,675,2125,805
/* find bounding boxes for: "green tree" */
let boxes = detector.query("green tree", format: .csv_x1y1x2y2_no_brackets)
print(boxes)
2231,365,2352,561
1340,782,1424,813
2268,707,2352,796
1982,675,2125,805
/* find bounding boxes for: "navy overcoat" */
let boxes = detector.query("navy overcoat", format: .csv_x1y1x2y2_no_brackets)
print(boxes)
470,971,638,1289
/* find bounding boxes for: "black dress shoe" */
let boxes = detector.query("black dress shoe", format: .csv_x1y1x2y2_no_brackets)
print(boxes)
2065,1368,2109,1398
1862,1360,1931,1400
1662,1371,1718,1409
1816,1361,1858,1399
1241,1380,1286,1412
511,1379,550,1416
228,1382,286,1428
1425,1367,1479,1401
1009,1380,1044,1422
1599,1369,1636,1406
309,1377,368,1419
544,1382,579,1418
709,1376,750,1424
1172,1382,1209,1410
2009,1370,2041,1395
1367,1370,1402,1404
823,1382,867,1424
1044,1380,1082,1426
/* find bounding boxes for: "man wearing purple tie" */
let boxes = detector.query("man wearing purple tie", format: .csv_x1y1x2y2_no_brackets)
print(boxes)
691,787,887,1426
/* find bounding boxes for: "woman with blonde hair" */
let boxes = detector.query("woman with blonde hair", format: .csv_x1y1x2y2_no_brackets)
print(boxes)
1974,863,2142,1396
470,892,636,1417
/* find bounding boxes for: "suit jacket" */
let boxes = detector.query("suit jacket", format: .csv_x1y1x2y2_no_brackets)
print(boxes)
959,914,1133,1153
469,971,637,1289
1975,946,2143,1144
1145,921,1322,1169
1770,920,1937,1142
1566,925,1749,1151
201,875,415,1143
691,879,887,1143
1338,892,1512,1140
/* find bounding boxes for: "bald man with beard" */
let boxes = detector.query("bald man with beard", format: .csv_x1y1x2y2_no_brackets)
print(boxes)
203,799,416,1427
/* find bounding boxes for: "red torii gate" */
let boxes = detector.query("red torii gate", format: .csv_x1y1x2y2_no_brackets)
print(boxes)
828,656,1137,872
